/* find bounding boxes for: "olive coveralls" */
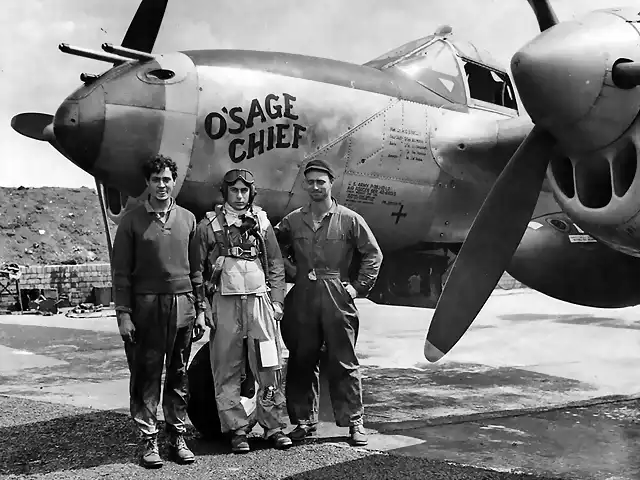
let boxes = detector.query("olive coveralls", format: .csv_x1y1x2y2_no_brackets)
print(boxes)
275,201,382,427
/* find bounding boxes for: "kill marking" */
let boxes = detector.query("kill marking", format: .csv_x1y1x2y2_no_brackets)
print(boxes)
391,204,407,224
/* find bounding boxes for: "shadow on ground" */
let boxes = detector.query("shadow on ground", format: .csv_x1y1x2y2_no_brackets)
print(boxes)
0,409,187,475
364,399,640,480
281,451,563,480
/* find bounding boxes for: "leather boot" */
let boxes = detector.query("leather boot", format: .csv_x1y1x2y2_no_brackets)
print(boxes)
349,424,368,446
268,431,293,450
169,432,195,464
231,430,250,454
140,435,163,469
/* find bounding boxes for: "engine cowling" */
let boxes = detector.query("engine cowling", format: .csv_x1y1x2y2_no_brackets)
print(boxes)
508,213,640,308
512,8,640,257
546,121,640,257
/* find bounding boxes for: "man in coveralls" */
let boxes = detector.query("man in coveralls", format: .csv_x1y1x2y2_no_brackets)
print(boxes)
112,155,206,468
275,159,383,446
194,168,292,453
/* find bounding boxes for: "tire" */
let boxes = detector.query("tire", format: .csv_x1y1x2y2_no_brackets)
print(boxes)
187,341,258,440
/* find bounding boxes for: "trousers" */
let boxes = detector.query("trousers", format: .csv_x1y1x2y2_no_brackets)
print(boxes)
124,293,195,436
209,292,287,434
281,278,363,427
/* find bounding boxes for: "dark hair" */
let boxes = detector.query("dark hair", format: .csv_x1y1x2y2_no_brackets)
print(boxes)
142,154,178,181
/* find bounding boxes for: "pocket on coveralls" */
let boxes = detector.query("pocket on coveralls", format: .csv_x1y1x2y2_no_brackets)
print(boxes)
337,281,357,308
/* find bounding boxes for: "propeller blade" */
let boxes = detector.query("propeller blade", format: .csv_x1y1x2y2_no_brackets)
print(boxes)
11,113,55,141
424,126,556,362
121,0,168,53
526,0,559,31
612,61,640,89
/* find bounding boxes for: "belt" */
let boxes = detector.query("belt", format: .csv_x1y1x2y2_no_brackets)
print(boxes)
314,271,341,279
303,269,342,281
228,245,258,259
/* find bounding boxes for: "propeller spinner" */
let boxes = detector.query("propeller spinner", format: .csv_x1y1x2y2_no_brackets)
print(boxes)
425,4,640,361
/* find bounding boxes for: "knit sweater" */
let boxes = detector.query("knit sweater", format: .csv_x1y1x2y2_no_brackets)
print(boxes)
112,201,202,311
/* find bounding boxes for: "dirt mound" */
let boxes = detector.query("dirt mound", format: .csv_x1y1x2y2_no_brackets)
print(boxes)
0,187,117,266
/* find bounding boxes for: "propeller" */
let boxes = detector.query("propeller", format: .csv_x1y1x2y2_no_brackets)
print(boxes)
11,113,55,142
10,0,168,265
424,0,562,362
424,127,556,361
121,0,168,53
11,113,70,159
526,0,559,31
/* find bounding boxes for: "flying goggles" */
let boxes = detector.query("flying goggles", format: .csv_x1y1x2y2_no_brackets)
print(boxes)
223,169,255,185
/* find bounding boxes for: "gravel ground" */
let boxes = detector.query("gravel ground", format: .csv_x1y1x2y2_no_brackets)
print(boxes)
0,395,564,480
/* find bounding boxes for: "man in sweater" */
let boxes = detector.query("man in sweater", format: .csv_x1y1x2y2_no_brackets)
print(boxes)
112,154,206,469
193,168,291,453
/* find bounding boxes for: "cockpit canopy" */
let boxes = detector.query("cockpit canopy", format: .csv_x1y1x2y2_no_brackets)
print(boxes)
365,28,518,113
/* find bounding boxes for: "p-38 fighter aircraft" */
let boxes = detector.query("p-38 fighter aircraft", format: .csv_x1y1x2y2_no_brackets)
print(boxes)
11,0,640,363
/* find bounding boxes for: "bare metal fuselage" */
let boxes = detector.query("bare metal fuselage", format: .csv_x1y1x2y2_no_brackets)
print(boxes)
73,49,529,253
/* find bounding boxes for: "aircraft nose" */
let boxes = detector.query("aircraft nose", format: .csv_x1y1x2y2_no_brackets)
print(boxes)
53,86,105,175
511,20,604,130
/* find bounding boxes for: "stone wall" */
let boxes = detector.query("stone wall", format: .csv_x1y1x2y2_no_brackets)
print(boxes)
0,263,527,311
0,263,112,309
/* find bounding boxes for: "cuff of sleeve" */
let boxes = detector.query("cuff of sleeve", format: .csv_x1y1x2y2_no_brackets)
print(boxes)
115,306,132,314
114,288,132,312
193,284,205,302
270,289,285,304
353,282,370,297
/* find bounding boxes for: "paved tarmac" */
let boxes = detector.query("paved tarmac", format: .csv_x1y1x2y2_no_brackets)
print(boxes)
1,289,640,479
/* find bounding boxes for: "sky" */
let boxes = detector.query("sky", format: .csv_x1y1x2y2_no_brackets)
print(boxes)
0,0,625,188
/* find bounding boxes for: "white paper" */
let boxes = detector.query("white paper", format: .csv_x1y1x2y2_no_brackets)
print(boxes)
259,340,279,368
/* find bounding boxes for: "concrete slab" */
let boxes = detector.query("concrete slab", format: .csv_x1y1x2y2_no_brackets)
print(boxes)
1,289,640,478
387,399,640,480
0,310,118,333
0,345,67,373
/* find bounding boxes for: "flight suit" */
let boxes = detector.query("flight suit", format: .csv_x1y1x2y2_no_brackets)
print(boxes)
194,204,287,435
275,200,382,427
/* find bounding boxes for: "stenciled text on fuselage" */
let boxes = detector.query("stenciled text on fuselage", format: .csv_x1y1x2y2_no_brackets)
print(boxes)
204,93,307,163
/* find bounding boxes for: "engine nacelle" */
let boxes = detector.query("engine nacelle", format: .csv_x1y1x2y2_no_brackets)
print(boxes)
513,8,640,257
508,213,640,308
547,119,640,256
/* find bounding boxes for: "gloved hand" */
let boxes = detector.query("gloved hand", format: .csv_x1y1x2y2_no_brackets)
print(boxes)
193,311,206,342
273,301,284,321
118,312,136,344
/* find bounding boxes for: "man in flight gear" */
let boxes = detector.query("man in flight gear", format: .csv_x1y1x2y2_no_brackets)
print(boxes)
275,159,383,446
112,154,206,469
193,168,292,453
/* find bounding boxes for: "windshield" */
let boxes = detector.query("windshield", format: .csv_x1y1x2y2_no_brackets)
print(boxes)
391,40,466,103
364,36,433,69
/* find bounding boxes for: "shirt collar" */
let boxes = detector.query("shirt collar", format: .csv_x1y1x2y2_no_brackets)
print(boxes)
144,196,175,213
301,198,338,215
219,203,255,227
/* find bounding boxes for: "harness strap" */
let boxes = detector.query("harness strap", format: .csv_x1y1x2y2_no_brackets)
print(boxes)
207,206,264,260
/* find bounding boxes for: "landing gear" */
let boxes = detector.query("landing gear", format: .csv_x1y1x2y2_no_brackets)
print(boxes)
187,342,257,440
